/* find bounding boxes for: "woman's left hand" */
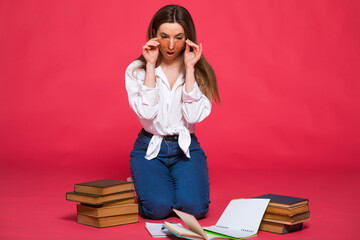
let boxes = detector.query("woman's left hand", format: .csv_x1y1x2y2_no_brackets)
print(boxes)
184,39,202,69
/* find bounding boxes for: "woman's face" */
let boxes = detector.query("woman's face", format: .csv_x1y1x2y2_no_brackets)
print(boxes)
156,23,186,62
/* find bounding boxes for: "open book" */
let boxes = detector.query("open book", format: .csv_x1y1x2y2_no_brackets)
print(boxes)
163,199,270,240
145,222,183,238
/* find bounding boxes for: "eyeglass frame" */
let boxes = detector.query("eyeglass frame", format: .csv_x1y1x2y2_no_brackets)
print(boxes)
156,34,186,46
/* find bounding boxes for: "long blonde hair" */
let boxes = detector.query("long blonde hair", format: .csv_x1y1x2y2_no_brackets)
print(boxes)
135,5,220,103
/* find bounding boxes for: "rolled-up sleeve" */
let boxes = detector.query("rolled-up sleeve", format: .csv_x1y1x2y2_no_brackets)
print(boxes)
182,82,211,124
125,61,159,120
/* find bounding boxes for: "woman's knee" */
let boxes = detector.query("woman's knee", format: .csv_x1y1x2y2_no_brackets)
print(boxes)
139,198,173,220
175,198,209,219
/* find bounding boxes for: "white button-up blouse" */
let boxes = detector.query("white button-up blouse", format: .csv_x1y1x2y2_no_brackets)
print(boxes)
125,60,212,160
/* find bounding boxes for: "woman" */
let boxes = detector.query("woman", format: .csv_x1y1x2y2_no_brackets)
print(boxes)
125,5,220,220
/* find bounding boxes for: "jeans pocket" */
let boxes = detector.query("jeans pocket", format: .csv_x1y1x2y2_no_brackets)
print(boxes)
133,134,150,151
189,143,206,158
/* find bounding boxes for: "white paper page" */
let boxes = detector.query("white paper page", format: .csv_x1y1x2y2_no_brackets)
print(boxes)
204,199,270,238
164,222,204,239
145,222,183,238
173,209,208,239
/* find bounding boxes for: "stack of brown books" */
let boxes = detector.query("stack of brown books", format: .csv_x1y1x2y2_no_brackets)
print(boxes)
66,179,139,228
253,194,310,234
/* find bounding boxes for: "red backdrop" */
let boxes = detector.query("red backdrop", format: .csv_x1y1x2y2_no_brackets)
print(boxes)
1,0,359,172
1,1,360,239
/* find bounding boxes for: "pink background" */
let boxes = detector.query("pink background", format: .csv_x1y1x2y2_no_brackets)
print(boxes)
1,0,359,239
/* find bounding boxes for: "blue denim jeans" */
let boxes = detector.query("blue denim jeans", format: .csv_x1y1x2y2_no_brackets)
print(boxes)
130,130,210,220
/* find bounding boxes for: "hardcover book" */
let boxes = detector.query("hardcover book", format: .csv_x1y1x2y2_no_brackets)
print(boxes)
77,203,139,218
66,190,135,205
261,217,309,225
83,197,135,207
77,203,138,218
74,179,133,195
262,211,310,225
265,204,309,216
77,213,138,228
259,221,303,234
253,194,308,208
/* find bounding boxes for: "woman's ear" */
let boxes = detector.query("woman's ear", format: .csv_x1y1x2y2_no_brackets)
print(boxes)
152,29,156,38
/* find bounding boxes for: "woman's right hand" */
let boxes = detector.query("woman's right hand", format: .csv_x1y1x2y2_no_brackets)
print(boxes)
142,38,160,66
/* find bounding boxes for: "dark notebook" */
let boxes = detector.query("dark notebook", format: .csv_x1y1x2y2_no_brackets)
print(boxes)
253,194,308,208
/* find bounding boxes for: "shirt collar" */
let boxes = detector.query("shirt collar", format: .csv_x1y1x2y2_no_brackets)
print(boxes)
155,65,167,81
155,65,184,89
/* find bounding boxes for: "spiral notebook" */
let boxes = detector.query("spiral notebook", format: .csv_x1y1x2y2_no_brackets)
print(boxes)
164,199,270,239
203,199,270,238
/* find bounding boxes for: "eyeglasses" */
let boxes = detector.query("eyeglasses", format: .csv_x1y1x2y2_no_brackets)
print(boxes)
157,36,185,46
